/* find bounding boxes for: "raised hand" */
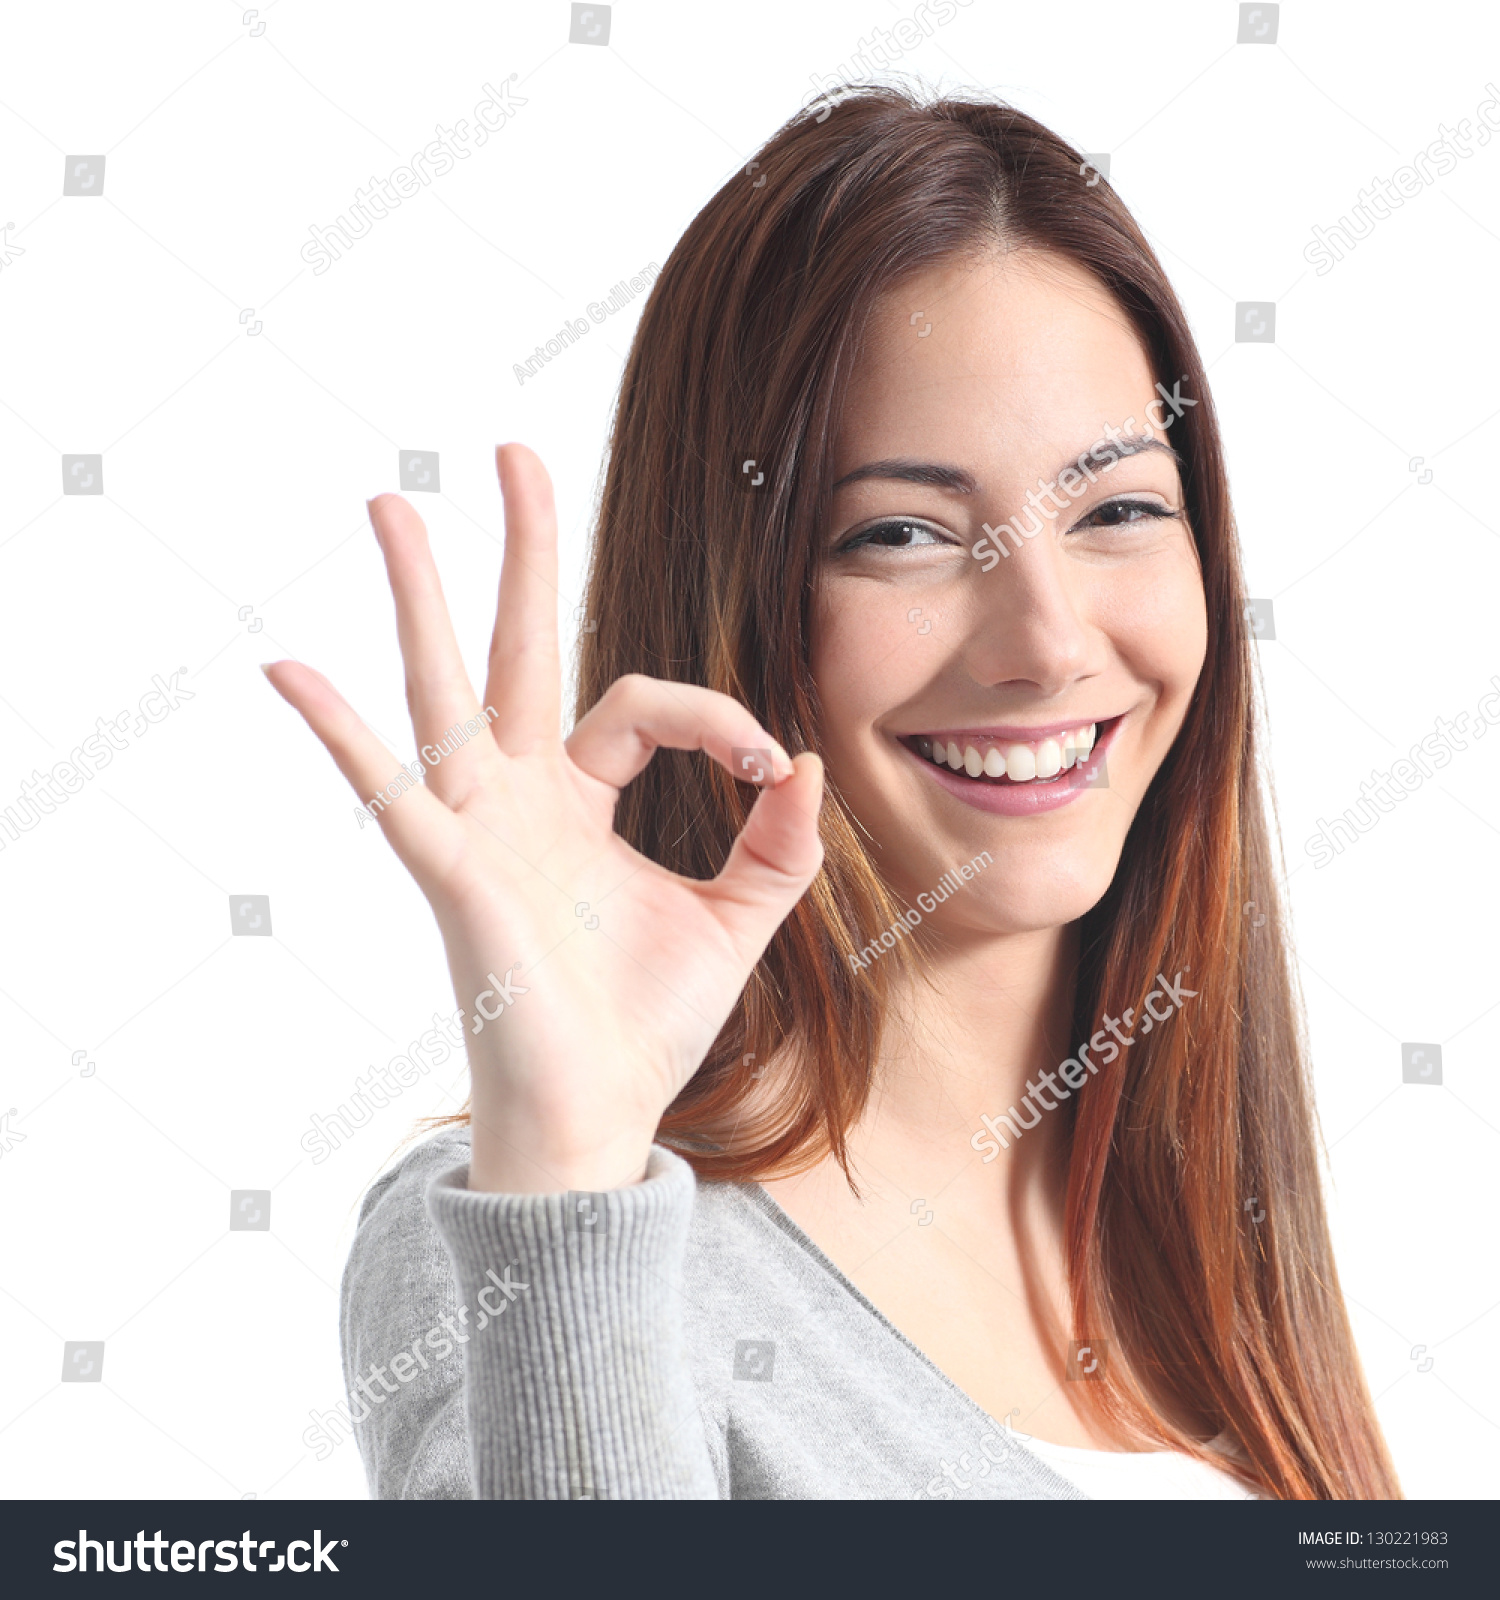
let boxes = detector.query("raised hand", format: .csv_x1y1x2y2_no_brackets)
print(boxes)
263,444,824,1195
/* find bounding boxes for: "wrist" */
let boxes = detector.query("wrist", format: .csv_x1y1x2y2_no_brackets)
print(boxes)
466,1103,657,1195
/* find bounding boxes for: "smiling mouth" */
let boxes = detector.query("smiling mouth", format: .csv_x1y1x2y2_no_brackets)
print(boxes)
901,717,1121,784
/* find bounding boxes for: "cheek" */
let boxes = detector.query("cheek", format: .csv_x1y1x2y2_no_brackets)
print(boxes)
1096,550,1207,696
810,581,926,737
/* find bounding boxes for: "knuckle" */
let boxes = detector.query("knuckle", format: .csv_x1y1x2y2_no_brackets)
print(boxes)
607,672,653,707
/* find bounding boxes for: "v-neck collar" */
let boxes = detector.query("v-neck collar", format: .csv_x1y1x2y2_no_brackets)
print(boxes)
730,1178,1087,1496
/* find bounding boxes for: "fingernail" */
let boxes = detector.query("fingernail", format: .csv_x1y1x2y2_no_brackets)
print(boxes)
258,663,276,678
770,739,794,777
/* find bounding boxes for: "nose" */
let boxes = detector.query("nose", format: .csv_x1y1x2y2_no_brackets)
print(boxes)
955,525,1096,699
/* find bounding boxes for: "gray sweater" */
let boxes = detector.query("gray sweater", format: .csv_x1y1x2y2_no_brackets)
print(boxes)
338,1126,1089,1500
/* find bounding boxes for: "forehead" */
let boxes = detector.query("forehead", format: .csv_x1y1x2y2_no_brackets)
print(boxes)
834,248,1158,473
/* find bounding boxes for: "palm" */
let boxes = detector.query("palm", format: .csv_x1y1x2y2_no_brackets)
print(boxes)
265,444,823,1193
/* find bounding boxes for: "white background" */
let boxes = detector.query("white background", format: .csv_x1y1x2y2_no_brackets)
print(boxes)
0,0,1496,1500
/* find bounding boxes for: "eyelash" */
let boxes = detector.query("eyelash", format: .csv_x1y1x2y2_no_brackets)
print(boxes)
836,498,1178,552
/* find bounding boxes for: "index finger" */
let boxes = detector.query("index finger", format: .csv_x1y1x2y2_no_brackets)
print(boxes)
368,492,496,805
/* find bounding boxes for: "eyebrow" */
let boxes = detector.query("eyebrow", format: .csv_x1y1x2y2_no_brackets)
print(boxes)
830,433,1180,494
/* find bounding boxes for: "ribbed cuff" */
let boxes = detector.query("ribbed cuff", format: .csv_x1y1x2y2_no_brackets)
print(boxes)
426,1145,717,1499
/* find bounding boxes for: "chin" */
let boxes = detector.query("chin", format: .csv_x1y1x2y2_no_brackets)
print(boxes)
877,823,1121,937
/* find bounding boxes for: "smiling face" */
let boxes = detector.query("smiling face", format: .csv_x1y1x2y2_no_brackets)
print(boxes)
811,246,1208,934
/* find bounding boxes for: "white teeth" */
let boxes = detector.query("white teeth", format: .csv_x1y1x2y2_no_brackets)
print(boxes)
917,722,1104,782
1004,743,1037,781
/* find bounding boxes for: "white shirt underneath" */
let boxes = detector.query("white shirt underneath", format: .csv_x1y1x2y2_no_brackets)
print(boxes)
1019,1436,1257,1499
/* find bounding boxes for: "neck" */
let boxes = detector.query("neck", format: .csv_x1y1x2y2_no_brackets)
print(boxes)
855,919,1080,1171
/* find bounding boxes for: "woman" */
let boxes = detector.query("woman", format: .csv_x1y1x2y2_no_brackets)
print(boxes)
266,86,1400,1499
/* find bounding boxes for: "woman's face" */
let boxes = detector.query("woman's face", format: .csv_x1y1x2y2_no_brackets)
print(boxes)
812,247,1208,934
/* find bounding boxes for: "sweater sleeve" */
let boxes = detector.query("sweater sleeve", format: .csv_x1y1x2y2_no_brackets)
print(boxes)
338,1131,477,1499
423,1142,721,1499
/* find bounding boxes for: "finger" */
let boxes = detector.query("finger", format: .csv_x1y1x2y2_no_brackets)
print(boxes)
483,443,562,754
565,674,795,793
698,754,826,956
262,659,463,883
368,493,497,805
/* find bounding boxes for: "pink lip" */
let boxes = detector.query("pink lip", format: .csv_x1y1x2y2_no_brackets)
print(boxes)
903,715,1124,816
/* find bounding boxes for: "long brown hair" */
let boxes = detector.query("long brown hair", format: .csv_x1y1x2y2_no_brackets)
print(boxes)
447,84,1398,1499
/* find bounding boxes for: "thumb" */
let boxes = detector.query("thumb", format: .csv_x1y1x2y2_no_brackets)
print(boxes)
699,753,825,955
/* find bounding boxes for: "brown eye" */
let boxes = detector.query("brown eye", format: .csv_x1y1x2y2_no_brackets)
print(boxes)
1081,499,1176,529
840,518,948,552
